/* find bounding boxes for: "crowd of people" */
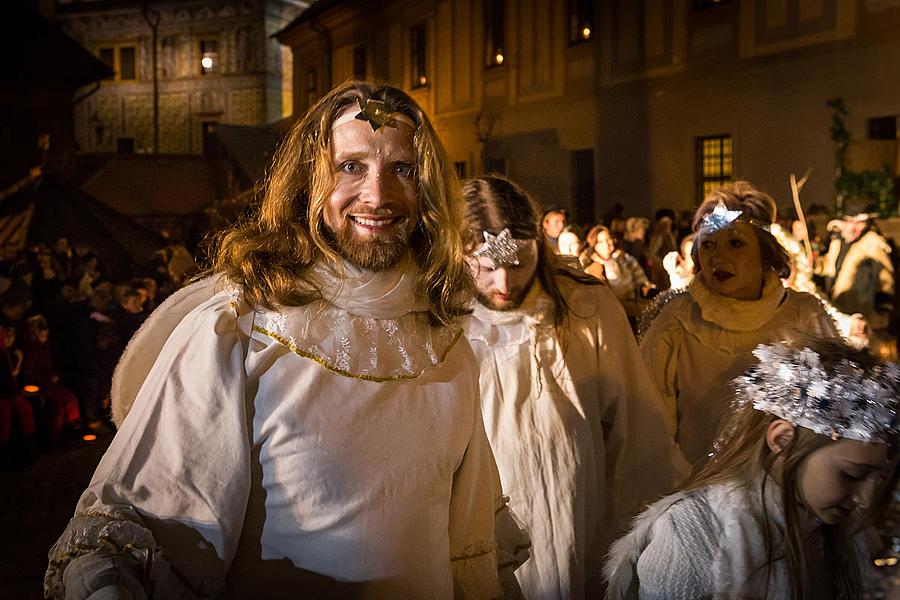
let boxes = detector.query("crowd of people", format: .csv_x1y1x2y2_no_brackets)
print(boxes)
0,236,197,467
37,81,900,600
542,193,896,347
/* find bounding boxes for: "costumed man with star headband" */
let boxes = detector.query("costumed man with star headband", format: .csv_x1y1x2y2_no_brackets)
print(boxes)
459,176,689,599
45,82,520,599
638,181,840,466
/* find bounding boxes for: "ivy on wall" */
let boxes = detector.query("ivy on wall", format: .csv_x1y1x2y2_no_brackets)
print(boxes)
826,97,896,217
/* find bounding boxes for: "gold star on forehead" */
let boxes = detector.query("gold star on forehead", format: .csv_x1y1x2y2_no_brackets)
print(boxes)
354,98,397,131
472,228,531,268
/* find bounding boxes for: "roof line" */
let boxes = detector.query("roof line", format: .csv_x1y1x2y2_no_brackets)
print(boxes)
275,0,349,39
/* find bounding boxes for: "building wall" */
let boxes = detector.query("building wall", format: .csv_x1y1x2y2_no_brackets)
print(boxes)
279,0,600,217
279,0,900,222
596,0,900,217
57,0,304,155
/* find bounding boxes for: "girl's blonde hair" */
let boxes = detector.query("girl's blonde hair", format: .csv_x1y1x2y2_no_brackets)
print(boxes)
686,338,900,598
212,80,473,326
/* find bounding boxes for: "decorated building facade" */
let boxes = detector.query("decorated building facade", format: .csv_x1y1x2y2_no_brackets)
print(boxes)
53,0,307,156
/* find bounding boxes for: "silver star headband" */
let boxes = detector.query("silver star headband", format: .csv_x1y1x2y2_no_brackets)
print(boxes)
699,199,771,233
732,341,900,444
471,228,530,268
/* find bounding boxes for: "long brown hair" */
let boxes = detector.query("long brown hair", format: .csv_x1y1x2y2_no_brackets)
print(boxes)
685,339,900,599
212,80,472,326
461,176,599,328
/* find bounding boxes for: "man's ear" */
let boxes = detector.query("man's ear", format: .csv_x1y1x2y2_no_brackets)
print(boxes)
766,419,796,454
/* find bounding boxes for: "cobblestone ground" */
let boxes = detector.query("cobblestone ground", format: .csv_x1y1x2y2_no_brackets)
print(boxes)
0,432,113,600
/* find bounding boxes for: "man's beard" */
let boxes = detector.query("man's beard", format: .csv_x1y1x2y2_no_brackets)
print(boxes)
324,216,412,272
476,275,536,311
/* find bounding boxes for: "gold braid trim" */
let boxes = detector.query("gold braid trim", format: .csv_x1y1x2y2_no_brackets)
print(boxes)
450,547,495,562
252,325,463,383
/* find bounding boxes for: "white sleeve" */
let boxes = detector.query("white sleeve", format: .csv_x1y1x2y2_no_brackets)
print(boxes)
638,306,684,436
635,498,718,600
111,277,222,427
45,294,252,600
448,347,505,600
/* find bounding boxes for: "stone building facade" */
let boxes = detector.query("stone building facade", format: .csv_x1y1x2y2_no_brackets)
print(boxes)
277,0,900,219
55,0,306,156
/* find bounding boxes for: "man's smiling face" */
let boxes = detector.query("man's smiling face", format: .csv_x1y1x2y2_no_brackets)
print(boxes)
323,105,419,271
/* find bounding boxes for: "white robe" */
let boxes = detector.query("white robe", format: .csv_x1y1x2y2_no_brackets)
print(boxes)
463,275,689,600
639,274,839,464
46,258,503,600
605,478,872,599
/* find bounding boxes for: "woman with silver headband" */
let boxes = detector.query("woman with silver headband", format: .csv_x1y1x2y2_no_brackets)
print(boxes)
637,181,839,465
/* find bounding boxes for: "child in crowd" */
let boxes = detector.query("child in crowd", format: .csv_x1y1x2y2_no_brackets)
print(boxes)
22,315,81,443
661,233,695,290
606,337,900,599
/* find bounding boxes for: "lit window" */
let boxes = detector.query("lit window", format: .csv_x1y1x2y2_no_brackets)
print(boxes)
695,135,733,201
569,0,594,44
484,0,505,67
411,24,427,88
353,44,367,80
200,40,218,75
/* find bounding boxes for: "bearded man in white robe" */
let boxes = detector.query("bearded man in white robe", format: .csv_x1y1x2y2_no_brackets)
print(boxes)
459,176,689,600
45,82,507,600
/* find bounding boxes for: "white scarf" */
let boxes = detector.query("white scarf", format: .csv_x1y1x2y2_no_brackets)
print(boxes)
309,251,428,319
255,252,460,381
689,271,786,332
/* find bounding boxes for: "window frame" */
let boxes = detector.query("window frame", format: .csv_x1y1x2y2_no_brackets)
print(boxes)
867,115,899,140
484,0,506,68
568,0,595,45
200,39,219,76
695,134,733,202
692,0,731,11
410,23,428,89
305,66,318,108
96,44,139,82
352,43,367,81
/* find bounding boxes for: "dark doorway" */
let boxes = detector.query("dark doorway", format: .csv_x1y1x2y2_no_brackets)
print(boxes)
572,149,595,225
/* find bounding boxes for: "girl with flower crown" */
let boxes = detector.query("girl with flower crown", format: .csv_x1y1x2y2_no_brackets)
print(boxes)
605,337,900,599
638,181,839,465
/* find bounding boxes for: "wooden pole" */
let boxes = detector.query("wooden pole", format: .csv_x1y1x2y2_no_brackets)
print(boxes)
790,168,814,264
